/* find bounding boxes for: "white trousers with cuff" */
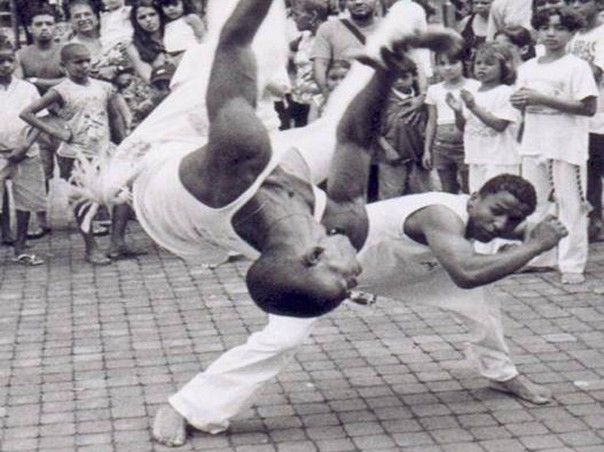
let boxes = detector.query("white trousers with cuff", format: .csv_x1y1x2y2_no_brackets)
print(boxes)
169,267,517,434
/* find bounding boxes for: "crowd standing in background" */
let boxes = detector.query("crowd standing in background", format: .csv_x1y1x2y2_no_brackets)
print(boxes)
0,0,602,288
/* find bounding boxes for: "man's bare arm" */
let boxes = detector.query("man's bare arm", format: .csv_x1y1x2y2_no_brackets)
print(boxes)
409,207,567,288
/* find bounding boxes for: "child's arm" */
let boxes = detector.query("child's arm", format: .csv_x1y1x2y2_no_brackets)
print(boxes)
446,92,466,131
460,89,510,132
7,127,40,164
422,103,436,170
108,92,129,144
184,14,206,42
19,90,71,142
510,88,597,117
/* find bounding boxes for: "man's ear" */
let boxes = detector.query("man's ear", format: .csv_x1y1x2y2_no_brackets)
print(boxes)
467,191,479,211
303,247,324,266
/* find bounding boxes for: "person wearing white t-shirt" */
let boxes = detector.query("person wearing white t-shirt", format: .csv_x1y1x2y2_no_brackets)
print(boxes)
448,43,520,192
511,8,598,284
568,0,604,243
424,49,480,194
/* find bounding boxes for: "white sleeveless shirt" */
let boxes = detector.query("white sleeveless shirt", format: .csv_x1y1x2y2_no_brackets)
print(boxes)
133,145,326,265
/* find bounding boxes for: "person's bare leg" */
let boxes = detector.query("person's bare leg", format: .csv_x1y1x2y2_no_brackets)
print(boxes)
152,404,187,447
490,375,552,405
107,203,147,259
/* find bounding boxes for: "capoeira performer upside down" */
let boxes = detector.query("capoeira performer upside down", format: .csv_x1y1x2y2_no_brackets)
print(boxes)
125,0,568,447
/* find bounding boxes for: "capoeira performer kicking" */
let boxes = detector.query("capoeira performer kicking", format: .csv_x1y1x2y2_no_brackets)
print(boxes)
146,0,568,447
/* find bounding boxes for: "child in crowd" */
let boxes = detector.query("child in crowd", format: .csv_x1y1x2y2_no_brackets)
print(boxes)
511,7,598,284
20,43,128,266
447,43,519,191
423,47,479,194
567,0,604,243
0,38,47,265
494,25,536,69
376,57,431,199
159,0,204,57
307,59,350,122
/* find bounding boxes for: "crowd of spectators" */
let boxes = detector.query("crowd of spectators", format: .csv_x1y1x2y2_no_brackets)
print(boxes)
1,0,603,286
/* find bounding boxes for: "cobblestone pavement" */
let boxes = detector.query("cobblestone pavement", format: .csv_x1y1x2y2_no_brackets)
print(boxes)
0,223,603,452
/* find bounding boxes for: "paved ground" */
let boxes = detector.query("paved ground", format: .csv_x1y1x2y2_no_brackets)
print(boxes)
0,222,603,452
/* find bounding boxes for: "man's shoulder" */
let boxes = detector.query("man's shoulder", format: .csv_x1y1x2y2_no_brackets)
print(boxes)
316,19,341,36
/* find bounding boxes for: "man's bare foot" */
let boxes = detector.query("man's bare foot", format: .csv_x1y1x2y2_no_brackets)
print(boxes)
490,375,552,405
152,404,187,447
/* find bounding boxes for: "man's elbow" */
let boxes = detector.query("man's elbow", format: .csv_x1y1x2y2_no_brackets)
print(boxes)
450,271,483,289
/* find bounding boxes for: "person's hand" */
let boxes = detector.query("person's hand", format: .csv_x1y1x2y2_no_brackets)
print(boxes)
460,89,475,109
422,150,432,170
445,92,462,112
527,215,568,252
511,88,540,110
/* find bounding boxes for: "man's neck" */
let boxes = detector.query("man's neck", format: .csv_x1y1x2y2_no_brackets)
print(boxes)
0,75,12,87
350,15,375,28
34,39,53,50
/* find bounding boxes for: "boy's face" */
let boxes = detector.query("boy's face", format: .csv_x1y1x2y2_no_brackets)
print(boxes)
0,50,16,79
63,48,92,81
567,0,599,23
435,54,463,81
326,66,349,92
537,14,574,52
29,14,56,43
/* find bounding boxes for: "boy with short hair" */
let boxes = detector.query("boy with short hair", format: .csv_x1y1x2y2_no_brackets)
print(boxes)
20,42,133,266
0,37,47,265
511,7,598,284
568,0,604,243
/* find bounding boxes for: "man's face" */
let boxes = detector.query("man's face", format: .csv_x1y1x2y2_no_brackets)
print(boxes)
467,191,531,242
0,51,16,79
346,0,377,21
70,4,99,34
30,14,56,43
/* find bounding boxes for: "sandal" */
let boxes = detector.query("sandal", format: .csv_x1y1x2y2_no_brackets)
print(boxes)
12,253,44,266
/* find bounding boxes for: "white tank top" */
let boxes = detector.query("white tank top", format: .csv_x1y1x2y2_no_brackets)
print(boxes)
133,145,326,265
357,193,470,296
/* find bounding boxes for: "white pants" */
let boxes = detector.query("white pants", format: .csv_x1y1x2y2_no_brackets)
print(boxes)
521,157,589,273
170,267,517,433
